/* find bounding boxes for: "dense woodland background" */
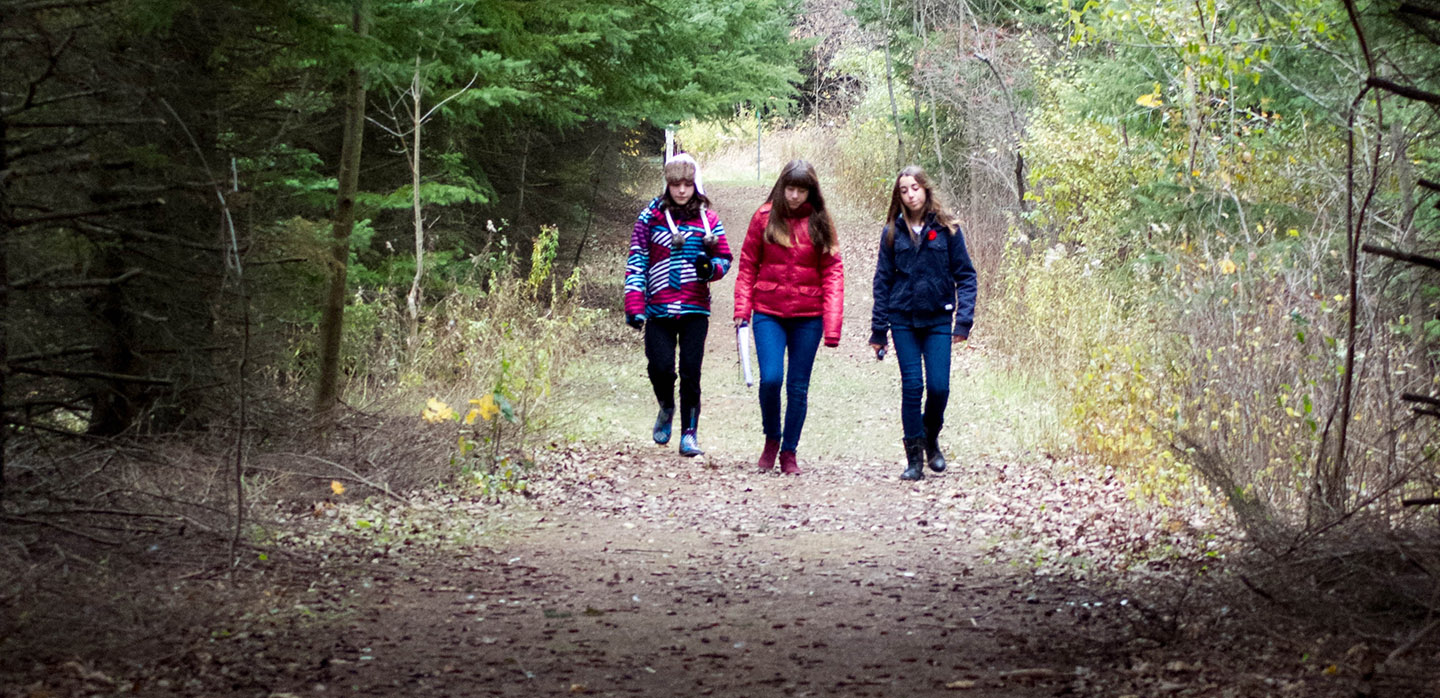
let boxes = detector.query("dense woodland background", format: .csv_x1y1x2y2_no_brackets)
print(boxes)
3,0,1440,686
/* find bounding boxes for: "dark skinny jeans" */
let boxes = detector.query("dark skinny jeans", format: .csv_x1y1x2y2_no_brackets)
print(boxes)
751,312,823,451
645,314,709,424
890,322,952,442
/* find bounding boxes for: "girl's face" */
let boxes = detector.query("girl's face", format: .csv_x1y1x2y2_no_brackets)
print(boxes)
668,179,695,205
783,185,810,209
898,175,926,215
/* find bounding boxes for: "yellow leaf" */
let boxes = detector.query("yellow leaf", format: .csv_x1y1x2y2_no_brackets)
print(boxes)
1219,259,1237,275
422,397,455,424
1322,664,1338,676
1136,92,1164,108
477,394,500,421
464,409,481,425
1288,228,1300,237
330,480,345,495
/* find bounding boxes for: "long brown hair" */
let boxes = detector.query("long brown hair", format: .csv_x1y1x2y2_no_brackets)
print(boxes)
763,159,836,255
883,165,957,248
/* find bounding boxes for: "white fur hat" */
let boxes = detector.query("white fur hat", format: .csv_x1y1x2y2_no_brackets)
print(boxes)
664,152,705,196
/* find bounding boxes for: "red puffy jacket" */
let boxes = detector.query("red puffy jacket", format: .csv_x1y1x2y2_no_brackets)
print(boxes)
732,202,845,346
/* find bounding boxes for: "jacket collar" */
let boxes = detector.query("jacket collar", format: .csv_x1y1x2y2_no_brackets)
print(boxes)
895,210,936,230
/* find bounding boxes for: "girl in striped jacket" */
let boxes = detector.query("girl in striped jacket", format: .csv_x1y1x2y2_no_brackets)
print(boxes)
624,154,733,456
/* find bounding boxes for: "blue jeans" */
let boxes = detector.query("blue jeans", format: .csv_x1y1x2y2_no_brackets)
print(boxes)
891,323,952,441
751,313,823,451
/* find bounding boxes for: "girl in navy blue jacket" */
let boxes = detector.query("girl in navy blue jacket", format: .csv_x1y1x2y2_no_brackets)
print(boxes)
868,166,978,481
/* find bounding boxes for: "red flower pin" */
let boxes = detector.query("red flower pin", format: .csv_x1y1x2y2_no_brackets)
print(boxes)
927,230,936,241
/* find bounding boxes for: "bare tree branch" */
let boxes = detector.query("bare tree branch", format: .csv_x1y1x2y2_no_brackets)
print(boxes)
10,269,142,291
7,118,166,129
1361,242,1440,271
1401,393,1440,407
8,366,174,385
1398,2,1440,23
1368,76,1440,107
8,346,98,364
6,199,163,225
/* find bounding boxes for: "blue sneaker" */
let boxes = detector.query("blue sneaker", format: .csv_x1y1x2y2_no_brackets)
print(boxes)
679,429,704,457
653,406,675,445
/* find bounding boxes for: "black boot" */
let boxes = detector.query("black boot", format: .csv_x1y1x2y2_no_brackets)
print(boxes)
922,390,948,473
653,405,675,445
678,407,704,457
925,434,947,473
901,438,926,481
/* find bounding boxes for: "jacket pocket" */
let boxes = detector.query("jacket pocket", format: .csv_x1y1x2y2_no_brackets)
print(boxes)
755,280,779,291
797,285,821,297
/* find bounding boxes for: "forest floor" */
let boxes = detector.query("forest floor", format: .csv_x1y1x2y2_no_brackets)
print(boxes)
4,182,1436,697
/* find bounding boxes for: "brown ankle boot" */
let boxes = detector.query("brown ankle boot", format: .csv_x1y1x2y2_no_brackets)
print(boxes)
757,439,781,472
779,450,801,475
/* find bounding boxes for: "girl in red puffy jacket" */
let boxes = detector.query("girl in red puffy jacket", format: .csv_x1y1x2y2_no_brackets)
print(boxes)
732,160,845,475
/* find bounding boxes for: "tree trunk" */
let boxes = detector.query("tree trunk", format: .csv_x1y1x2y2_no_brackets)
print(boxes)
928,92,946,184
0,117,8,500
406,58,424,355
881,1,905,169
314,0,367,414
87,240,141,435
515,130,531,227
572,144,610,271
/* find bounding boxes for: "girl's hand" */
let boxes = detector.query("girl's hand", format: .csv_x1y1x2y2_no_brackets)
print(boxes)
953,335,967,346
734,318,748,329
869,343,886,360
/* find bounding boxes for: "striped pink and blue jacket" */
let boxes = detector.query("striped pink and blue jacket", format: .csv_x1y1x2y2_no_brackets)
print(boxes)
624,197,733,318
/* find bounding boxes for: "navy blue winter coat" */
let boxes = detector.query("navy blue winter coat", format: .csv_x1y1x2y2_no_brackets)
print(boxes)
869,212,977,346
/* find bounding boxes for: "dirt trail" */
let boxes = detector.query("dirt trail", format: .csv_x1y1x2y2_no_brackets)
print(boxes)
283,452,1100,697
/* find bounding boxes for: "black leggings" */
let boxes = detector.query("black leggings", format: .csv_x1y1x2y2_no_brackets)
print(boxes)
644,314,709,418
